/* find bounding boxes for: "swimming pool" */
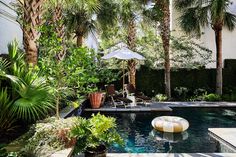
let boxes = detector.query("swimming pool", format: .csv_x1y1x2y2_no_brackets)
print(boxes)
83,108,236,153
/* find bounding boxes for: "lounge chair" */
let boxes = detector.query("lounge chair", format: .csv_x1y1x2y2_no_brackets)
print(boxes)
105,84,133,108
125,84,152,106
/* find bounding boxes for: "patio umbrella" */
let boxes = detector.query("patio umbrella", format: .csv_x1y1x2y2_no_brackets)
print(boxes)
101,47,145,95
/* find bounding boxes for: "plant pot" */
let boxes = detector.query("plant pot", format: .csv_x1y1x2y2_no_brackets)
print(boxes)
85,145,107,157
89,92,104,109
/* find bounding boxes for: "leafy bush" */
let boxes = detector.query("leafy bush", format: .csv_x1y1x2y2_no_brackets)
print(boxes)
174,87,189,100
19,117,79,157
203,93,221,101
71,113,124,154
154,94,167,102
0,144,8,157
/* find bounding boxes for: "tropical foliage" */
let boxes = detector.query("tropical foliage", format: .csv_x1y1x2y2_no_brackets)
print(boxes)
71,113,124,153
174,0,236,95
18,117,79,157
0,41,54,137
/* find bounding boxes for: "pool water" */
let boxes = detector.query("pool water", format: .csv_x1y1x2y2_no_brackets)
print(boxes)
83,108,236,153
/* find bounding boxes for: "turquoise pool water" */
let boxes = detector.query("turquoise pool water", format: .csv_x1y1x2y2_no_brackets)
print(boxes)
83,108,236,153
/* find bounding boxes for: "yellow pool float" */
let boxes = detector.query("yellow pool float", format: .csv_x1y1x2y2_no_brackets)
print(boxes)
151,116,189,133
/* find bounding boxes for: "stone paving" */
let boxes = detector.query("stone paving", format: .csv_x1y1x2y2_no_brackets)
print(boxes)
84,101,236,112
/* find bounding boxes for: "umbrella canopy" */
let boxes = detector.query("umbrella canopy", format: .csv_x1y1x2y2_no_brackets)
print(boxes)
101,47,145,60
101,47,145,96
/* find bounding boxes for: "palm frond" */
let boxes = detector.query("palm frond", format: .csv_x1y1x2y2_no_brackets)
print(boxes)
224,12,236,31
11,74,54,122
178,7,202,37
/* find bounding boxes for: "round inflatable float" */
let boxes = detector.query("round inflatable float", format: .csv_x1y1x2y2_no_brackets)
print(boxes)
151,116,189,133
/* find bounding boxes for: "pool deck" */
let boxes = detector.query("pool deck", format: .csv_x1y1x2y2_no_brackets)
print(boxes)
84,101,236,112
208,128,236,151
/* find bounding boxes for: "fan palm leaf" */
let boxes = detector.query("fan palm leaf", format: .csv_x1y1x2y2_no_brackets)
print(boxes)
11,74,54,122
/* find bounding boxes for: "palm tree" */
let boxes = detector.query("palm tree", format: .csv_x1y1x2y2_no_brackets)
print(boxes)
143,0,171,98
117,0,143,88
15,0,45,66
174,0,236,95
46,0,67,60
65,0,100,47
156,0,171,98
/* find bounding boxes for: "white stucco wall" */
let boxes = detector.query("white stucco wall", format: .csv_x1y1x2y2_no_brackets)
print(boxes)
172,0,236,68
0,0,22,54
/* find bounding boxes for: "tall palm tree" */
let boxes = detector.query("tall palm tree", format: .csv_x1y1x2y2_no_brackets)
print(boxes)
65,0,100,47
118,0,142,88
15,0,45,65
175,0,236,95
156,0,171,98
143,0,171,98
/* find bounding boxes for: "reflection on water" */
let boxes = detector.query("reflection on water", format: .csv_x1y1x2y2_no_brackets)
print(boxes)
151,130,189,143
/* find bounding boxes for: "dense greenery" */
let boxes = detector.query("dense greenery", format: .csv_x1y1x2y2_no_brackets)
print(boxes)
71,113,124,153
2,0,236,155
0,41,54,137
38,24,119,117
16,117,79,157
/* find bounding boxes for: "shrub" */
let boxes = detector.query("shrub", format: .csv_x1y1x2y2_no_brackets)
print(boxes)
154,94,168,102
203,93,221,101
71,113,124,154
174,87,189,100
19,117,79,157
0,144,8,157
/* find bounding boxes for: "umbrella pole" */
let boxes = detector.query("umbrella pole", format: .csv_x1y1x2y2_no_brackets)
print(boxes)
123,61,125,97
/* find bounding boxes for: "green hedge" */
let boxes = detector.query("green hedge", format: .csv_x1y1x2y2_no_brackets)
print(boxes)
136,60,236,97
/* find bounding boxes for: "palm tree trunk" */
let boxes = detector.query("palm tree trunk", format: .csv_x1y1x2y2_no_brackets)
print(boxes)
77,35,84,47
22,0,44,66
127,18,137,88
157,0,171,99
215,28,223,95
53,4,66,60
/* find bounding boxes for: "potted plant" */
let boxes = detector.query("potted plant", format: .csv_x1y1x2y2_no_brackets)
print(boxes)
71,113,124,157
89,92,105,109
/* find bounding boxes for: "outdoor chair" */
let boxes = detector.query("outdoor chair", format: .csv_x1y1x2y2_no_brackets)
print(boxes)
125,84,152,106
105,84,133,108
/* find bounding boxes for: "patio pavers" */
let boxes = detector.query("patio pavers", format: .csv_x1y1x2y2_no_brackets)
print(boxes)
84,102,173,112
84,101,236,112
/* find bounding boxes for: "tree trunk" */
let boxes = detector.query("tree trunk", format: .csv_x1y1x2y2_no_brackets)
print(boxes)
215,29,223,95
52,4,66,60
22,0,45,66
128,59,136,87
127,18,137,88
77,35,83,47
157,0,171,99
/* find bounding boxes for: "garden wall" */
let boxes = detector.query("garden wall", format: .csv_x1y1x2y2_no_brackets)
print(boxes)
136,59,236,96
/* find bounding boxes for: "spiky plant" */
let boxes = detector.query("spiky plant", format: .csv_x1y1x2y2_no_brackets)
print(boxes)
174,0,236,95
0,89,16,136
0,41,54,123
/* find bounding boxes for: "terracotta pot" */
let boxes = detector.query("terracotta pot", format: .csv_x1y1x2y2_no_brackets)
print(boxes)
89,92,104,109
85,144,107,157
